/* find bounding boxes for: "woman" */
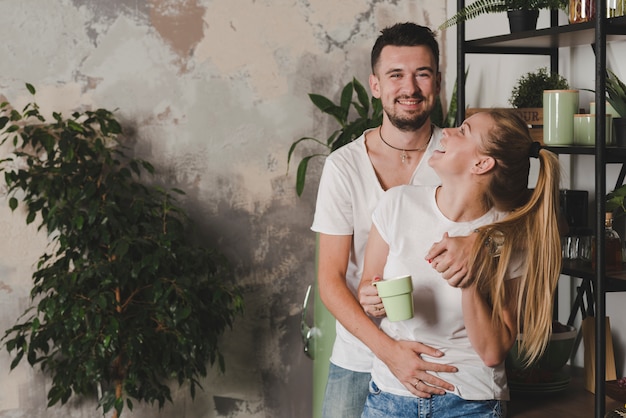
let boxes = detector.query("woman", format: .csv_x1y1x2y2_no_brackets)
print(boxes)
358,109,562,417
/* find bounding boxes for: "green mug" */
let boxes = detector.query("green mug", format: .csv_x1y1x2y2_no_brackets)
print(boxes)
374,275,414,322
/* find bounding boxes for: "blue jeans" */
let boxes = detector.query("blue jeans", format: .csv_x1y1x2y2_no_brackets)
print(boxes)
321,363,371,418
362,380,506,418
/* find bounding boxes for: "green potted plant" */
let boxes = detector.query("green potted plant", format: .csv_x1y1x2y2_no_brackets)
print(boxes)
439,0,569,33
287,77,383,196
0,84,244,418
509,67,570,108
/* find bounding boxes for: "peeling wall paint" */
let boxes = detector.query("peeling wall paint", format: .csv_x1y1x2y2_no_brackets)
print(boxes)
0,1,446,417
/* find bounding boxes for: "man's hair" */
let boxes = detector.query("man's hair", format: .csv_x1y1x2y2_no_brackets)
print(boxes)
370,22,440,74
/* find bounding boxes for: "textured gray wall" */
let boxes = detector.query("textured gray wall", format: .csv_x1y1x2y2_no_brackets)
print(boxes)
0,1,446,417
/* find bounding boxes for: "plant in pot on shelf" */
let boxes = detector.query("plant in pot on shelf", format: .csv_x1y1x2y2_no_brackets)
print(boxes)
510,67,570,109
0,84,243,418
510,67,570,142
438,0,569,33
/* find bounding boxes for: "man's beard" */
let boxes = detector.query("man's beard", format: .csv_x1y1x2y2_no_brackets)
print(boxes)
385,98,432,132
388,112,430,132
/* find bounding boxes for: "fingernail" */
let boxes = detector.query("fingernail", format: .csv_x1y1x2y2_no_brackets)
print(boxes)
428,259,433,264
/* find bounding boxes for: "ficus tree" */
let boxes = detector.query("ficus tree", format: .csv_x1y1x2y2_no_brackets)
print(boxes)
0,84,243,417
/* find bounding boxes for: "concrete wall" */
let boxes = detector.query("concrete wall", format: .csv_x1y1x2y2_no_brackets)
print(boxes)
0,1,447,417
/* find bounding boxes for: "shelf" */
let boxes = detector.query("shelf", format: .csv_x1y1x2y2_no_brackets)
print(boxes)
562,259,626,292
464,16,626,54
507,366,622,418
457,6,624,416
544,145,626,162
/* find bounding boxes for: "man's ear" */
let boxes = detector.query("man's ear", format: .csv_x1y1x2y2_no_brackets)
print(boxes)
369,73,381,99
472,156,496,174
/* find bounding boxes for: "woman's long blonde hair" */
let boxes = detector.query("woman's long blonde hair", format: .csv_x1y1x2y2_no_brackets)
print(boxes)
469,109,562,366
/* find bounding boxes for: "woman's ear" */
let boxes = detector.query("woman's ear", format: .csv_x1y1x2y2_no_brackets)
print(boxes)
472,156,496,174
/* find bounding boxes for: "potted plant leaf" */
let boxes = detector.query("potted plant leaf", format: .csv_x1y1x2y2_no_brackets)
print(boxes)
606,69,626,146
438,0,569,33
287,77,383,196
584,69,626,146
0,84,244,418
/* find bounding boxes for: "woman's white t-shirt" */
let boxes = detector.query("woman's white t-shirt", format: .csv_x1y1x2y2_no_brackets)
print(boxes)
371,185,521,401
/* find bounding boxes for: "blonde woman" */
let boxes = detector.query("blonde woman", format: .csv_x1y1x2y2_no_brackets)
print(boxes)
357,109,562,417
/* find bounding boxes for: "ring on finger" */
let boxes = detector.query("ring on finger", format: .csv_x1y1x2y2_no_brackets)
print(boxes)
413,379,420,388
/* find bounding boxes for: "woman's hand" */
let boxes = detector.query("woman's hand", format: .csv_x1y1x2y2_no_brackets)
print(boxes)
358,275,386,318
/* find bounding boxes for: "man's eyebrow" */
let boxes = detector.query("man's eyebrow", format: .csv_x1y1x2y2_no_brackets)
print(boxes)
384,66,434,76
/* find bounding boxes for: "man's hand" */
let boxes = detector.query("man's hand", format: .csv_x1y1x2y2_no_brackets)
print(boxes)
358,276,386,318
425,232,476,287
378,340,457,397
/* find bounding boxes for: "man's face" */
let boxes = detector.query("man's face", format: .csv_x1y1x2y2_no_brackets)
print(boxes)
370,45,441,132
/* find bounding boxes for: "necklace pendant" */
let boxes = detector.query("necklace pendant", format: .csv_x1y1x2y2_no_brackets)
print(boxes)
401,150,407,163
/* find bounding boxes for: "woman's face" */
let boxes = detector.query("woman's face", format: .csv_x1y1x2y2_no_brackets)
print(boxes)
429,112,492,177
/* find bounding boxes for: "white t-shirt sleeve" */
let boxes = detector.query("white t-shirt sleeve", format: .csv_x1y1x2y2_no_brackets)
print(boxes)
311,156,354,235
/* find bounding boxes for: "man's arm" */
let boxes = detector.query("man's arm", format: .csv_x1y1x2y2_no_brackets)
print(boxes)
318,232,457,397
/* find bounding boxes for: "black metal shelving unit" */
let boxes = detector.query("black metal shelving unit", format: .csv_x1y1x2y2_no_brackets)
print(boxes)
455,3,626,417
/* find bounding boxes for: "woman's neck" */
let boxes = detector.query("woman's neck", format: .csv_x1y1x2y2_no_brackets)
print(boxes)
435,185,491,222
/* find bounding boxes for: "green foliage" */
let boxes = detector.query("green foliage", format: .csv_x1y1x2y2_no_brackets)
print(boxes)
607,184,626,216
606,69,626,119
432,68,469,129
509,67,569,108
438,0,568,29
0,85,243,417
287,77,383,196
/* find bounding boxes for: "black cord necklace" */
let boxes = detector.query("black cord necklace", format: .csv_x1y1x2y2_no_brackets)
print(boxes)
378,126,432,164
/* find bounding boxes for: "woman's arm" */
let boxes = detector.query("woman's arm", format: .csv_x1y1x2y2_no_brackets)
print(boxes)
461,278,520,367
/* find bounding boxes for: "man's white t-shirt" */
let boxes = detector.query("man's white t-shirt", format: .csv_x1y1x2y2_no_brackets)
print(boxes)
311,127,443,372
371,185,522,400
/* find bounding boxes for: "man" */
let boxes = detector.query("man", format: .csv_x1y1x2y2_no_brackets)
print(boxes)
311,22,468,418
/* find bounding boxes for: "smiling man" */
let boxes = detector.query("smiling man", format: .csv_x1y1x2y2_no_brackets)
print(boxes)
311,23,464,418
